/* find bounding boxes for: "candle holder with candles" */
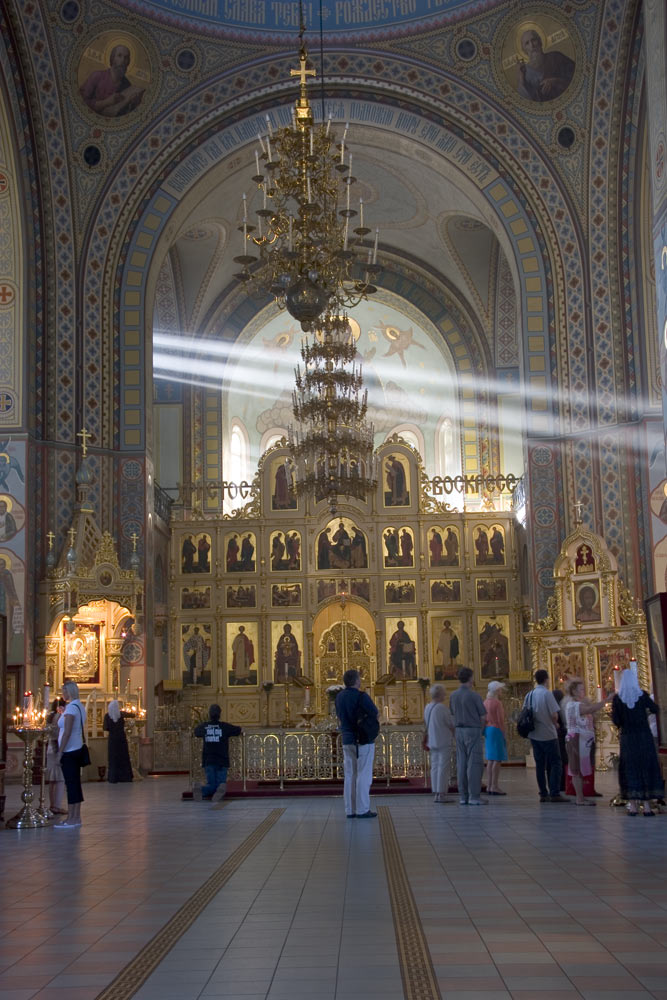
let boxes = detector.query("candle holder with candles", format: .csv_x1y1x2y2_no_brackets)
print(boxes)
7,708,51,829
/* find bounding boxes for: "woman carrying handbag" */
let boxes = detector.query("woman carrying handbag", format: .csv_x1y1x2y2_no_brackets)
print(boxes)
55,680,88,829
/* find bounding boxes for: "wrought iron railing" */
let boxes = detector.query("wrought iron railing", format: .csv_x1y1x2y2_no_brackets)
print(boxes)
154,481,175,523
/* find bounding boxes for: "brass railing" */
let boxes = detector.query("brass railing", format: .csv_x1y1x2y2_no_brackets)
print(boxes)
189,726,435,791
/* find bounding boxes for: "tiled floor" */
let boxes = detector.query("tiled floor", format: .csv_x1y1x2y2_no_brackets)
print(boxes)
1,768,666,1000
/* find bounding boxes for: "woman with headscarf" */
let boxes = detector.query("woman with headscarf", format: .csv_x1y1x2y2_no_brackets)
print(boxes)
103,699,133,783
611,668,664,815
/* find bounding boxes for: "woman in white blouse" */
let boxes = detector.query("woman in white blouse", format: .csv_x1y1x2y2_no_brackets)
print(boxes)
55,680,87,828
564,679,608,806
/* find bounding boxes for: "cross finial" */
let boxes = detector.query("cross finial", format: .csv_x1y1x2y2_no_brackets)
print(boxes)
68,526,76,547
290,51,316,90
77,427,91,457
47,531,55,550
131,532,138,552
573,500,584,525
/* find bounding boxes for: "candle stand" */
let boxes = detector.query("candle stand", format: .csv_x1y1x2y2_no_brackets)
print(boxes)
35,731,53,822
281,682,294,728
397,678,411,725
299,710,316,730
7,727,52,829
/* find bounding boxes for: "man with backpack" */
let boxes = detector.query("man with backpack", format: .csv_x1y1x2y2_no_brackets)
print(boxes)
523,669,568,803
336,669,380,818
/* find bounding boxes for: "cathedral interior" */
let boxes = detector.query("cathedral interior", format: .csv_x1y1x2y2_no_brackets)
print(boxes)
0,1,666,998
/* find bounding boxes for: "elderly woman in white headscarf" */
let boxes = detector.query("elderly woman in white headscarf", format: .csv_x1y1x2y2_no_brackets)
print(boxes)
103,699,133,783
611,667,664,815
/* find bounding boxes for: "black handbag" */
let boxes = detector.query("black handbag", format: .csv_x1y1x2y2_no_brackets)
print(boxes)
516,691,535,739
75,703,91,766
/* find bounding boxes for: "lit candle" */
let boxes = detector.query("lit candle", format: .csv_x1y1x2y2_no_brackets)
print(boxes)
596,686,602,702
265,114,273,138
255,150,260,174
257,133,266,155
343,217,349,250
372,227,379,263
242,192,247,221
326,115,332,135
263,184,267,210
346,180,350,212
359,198,364,228
348,153,352,177
613,667,620,691
305,687,311,708
266,133,272,162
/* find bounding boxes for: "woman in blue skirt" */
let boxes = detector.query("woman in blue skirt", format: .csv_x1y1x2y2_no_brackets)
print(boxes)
484,681,508,795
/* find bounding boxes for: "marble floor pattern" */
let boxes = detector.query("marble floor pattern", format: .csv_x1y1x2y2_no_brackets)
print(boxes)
1,769,667,1000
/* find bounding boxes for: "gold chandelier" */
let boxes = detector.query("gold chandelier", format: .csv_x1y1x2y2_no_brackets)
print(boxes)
235,22,379,514
288,310,378,514
233,32,380,330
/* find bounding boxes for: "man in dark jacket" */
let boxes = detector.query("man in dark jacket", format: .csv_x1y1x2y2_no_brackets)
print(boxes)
335,669,379,819
193,704,241,802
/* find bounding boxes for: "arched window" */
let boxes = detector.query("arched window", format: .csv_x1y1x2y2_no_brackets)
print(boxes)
386,424,424,457
435,415,461,480
227,420,249,512
260,428,288,455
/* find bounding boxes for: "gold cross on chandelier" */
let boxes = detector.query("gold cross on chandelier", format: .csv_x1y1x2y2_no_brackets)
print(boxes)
290,52,315,89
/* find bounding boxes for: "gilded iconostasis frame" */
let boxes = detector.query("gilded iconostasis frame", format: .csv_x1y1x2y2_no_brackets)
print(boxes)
169,439,524,724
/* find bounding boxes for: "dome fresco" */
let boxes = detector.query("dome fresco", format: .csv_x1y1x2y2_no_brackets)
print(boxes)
112,0,506,37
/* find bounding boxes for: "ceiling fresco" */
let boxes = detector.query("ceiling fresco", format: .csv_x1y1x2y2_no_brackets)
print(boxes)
154,296,461,473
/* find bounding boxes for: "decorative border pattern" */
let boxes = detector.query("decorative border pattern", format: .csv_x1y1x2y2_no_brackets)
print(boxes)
378,805,443,1000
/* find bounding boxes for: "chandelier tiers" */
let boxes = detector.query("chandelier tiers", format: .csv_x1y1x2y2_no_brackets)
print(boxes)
233,36,381,330
288,311,378,515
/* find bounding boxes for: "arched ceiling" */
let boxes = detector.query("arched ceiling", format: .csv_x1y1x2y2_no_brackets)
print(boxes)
158,128,510,349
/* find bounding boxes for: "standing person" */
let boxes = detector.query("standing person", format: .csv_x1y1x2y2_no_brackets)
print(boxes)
552,689,569,792
611,668,665,816
335,669,379,819
484,681,507,795
45,698,67,815
423,684,455,803
525,669,568,803
449,667,487,805
193,705,242,803
54,681,87,829
563,680,608,806
103,700,133,783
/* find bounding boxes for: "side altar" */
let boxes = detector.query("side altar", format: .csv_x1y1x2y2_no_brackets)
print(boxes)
523,520,650,768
